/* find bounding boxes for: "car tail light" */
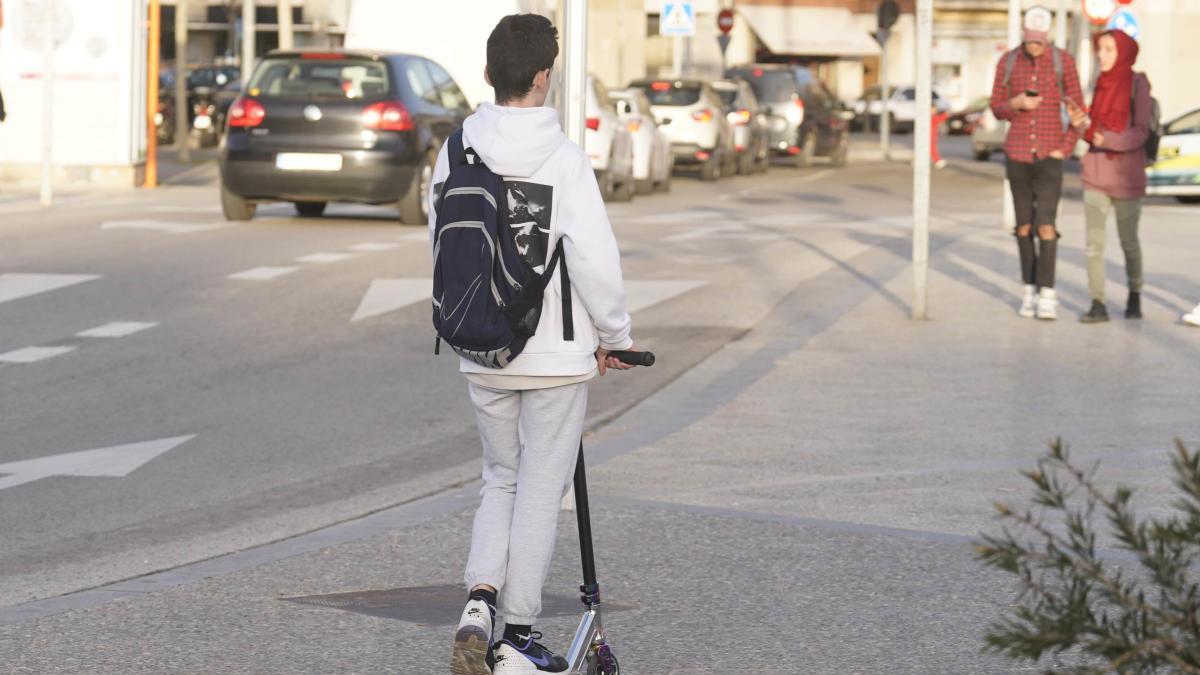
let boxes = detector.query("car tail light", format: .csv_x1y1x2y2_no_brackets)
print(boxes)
651,81,671,91
300,52,344,60
729,109,751,125
735,144,746,152
361,101,413,131
586,117,600,131
194,103,215,115
626,120,641,133
692,108,714,123
228,98,266,127
752,68,764,77
786,146,802,155
695,150,711,160
786,97,805,124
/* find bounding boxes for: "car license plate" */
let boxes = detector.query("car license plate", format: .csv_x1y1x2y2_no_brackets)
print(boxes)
275,153,343,172
193,114,212,130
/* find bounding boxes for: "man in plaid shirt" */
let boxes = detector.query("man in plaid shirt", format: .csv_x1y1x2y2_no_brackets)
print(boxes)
990,5,1084,321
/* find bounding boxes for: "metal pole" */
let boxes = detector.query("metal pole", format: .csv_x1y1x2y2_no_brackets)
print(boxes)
175,0,190,162
1002,0,1021,232
1055,0,1067,48
40,0,55,206
880,36,890,160
146,0,161,188
913,0,932,319
277,0,293,50
562,0,587,147
242,0,255,86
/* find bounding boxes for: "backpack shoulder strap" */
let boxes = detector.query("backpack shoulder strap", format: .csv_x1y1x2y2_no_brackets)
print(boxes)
447,128,466,166
1003,50,1018,87
1052,47,1064,95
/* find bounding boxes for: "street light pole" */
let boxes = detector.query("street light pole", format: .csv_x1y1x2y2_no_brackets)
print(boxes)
1002,0,1021,231
146,0,161,188
913,0,932,319
176,0,190,163
277,0,293,51
40,0,56,206
880,38,890,160
562,0,587,148
242,0,255,86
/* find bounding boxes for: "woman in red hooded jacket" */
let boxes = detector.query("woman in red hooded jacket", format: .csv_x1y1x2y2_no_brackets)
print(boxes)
1069,29,1151,323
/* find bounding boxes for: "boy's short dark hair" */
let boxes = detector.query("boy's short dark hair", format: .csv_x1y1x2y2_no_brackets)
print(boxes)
486,14,559,104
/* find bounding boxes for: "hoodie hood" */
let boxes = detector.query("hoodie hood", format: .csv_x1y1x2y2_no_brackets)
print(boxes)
462,102,566,178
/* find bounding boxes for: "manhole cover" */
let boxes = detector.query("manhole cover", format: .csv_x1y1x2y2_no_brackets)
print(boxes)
284,584,635,625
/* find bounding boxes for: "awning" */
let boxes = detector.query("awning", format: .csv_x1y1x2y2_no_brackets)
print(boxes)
739,5,881,58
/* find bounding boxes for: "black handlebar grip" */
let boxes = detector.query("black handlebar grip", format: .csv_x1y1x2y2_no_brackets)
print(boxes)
608,350,655,367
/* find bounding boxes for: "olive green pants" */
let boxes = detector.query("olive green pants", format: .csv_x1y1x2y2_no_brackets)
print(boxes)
1084,189,1143,302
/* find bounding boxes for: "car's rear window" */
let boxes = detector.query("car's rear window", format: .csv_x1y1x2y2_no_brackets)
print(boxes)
247,57,390,100
731,69,797,103
635,82,702,106
714,88,738,107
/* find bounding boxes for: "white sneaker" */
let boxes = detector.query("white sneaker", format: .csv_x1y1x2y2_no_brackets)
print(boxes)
1018,285,1037,318
492,644,538,674
1183,304,1200,327
1036,288,1058,321
451,599,494,675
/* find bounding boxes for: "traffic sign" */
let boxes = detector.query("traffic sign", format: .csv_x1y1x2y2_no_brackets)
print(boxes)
660,1,695,37
717,8,734,34
1083,0,1117,25
1106,8,1139,39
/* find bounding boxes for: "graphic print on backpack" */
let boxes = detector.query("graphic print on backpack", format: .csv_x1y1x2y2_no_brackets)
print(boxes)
431,129,570,368
506,181,552,273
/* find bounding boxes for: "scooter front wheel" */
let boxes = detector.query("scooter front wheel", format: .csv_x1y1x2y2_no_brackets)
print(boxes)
585,646,619,675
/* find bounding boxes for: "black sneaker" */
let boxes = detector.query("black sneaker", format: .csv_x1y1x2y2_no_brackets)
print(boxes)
497,631,568,673
1125,291,1142,319
1080,300,1110,323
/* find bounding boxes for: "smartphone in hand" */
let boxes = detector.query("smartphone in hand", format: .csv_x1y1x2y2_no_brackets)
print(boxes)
1025,89,1039,98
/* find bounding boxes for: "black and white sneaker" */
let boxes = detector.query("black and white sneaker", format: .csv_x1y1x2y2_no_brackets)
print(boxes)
493,631,568,673
451,599,495,675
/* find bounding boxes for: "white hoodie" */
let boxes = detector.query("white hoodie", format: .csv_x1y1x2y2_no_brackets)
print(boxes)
428,102,633,378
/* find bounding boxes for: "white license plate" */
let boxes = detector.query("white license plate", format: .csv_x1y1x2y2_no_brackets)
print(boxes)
275,153,343,172
193,114,213,130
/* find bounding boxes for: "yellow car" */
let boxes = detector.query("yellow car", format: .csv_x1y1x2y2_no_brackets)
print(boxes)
1146,107,1200,204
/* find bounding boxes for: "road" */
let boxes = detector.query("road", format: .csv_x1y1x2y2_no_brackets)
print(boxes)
1,136,1195,607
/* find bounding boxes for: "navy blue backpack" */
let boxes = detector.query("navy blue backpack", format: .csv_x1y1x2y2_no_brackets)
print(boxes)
431,129,572,368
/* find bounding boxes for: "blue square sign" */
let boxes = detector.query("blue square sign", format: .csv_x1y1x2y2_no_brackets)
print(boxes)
660,1,696,37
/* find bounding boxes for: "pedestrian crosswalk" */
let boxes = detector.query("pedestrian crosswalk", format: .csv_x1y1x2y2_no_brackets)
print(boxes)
0,273,101,306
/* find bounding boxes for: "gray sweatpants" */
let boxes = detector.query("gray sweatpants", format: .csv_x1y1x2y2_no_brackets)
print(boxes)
464,381,588,626
1084,189,1144,302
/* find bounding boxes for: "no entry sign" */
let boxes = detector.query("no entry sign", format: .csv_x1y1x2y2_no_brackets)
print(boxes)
717,8,734,34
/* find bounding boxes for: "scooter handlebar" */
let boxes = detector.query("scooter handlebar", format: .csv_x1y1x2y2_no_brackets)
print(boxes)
607,350,655,367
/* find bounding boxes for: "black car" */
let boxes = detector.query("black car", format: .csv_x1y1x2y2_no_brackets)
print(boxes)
726,64,851,167
219,50,471,223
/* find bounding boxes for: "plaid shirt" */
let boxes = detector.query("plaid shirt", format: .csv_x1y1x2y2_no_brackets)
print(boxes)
990,46,1084,163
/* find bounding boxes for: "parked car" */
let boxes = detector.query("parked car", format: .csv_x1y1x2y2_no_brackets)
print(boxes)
585,75,636,202
854,85,950,134
1146,106,1200,204
218,50,471,223
947,96,990,135
711,78,770,174
726,64,850,167
630,78,735,181
609,88,674,193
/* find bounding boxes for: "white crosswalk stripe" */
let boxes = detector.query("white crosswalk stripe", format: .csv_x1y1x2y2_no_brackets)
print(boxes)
0,273,101,306
76,322,158,338
228,266,299,281
0,346,77,364
296,253,354,264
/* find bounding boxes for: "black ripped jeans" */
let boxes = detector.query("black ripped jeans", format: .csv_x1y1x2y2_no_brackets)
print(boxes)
1007,157,1063,289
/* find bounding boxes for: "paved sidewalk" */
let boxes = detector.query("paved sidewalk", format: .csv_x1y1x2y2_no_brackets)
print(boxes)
3,163,1199,674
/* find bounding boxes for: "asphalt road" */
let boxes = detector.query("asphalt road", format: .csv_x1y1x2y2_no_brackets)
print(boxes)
3,134,1194,613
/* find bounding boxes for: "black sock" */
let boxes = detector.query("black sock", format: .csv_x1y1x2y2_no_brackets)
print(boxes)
503,623,533,647
1017,234,1037,285
1037,238,1057,288
468,588,497,618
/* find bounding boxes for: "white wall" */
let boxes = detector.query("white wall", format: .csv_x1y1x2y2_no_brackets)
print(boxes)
0,0,145,183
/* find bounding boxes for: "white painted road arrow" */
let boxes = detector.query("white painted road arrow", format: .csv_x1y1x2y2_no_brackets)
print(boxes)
0,435,194,491
352,279,431,322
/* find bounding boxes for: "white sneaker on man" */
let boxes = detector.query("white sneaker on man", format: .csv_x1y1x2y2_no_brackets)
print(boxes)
1018,285,1037,318
1183,304,1200,327
492,644,539,674
1036,288,1058,321
451,598,495,675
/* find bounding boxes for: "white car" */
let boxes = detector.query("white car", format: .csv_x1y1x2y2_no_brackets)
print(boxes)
630,78,735,182
585,75,636,202
855,86,950,134
1146,106,1200,204
609,88,673,194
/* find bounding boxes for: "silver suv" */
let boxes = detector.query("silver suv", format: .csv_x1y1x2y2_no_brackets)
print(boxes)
630,78,735,181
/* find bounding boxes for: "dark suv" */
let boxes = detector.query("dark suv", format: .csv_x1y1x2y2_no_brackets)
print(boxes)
218,50,471,223
726,64,850,167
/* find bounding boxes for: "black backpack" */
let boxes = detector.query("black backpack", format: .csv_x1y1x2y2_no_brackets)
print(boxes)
431,129,572,368
1133,74,1162,164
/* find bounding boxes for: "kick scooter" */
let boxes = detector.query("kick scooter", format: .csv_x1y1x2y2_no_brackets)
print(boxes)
563,349,655,675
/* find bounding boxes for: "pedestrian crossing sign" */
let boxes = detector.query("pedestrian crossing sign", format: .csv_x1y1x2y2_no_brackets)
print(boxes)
660,1,695,37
